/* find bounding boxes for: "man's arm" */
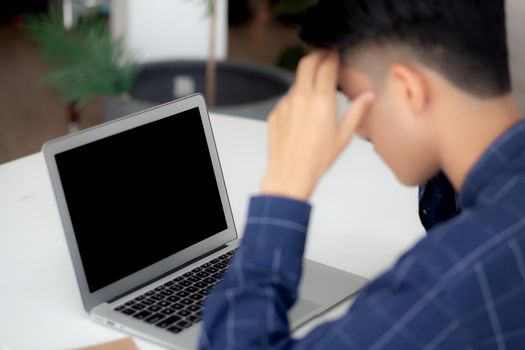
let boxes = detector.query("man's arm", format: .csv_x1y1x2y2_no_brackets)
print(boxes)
199,196,309,349
199,196,464,349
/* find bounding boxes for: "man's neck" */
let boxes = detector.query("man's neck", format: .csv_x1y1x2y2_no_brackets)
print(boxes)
438,94,523,192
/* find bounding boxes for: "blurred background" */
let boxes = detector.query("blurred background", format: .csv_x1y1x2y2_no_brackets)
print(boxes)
0,0,313,164
0,0,523,165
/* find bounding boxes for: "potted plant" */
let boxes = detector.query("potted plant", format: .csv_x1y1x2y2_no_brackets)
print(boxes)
24,7,140,132
106,0,294,121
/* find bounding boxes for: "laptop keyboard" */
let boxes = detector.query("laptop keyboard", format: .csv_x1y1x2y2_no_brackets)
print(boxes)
113,249,235,334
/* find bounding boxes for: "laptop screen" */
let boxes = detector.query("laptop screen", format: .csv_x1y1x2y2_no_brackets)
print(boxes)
55,107,228,293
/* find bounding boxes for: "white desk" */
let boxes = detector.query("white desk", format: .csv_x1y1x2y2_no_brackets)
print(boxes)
0,113,424,349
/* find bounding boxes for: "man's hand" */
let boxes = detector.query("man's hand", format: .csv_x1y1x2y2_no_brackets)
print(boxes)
261,51,375,201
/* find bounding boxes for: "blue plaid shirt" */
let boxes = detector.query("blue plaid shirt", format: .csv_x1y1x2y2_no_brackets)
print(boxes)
200,119,525,349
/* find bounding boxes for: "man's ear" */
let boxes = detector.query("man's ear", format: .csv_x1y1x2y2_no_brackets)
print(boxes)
387,63,429,116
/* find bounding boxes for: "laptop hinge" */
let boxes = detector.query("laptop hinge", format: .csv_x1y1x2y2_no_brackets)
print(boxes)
108,244,230,303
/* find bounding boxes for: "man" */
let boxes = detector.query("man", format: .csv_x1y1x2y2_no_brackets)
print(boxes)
199,0,525,348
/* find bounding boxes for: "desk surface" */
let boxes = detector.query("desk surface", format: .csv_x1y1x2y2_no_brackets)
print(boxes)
0,113,424,349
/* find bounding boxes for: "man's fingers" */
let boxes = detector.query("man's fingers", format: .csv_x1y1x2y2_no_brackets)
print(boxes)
269,94,289,121
294,51,328,93
339,92,375,145
315,52,339,94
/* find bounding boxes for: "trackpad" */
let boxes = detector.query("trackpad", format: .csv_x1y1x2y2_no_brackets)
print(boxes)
288,299,321,328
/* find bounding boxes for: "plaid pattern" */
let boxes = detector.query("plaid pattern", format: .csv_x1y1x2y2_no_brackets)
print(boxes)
199,120,525,349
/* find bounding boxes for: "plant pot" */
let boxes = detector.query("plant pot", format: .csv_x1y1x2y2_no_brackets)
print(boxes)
101,94,154,121
102,60,294,122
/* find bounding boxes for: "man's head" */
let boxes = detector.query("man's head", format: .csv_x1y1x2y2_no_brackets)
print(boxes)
299,0,513,186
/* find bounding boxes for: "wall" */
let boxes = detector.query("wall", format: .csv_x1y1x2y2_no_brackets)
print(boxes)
507,0,525,113
111,0,228,63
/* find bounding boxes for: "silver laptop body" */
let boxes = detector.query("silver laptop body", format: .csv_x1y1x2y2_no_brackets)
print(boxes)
43,94,368,349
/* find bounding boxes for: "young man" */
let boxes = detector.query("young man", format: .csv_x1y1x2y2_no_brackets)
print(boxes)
199,0,525,348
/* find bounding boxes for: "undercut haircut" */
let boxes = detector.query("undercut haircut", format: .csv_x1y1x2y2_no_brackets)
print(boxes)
299,0,512,97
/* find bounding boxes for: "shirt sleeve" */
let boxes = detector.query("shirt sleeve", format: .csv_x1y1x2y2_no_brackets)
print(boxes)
198,196,464,350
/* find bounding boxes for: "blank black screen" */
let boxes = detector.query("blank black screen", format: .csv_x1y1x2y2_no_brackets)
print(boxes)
55,107,227,293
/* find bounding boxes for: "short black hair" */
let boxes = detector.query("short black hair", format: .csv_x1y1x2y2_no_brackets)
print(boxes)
299,0,511,97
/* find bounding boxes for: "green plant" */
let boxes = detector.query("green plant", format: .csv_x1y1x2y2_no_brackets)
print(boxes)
24,8,139,110
273,0,315,16
272,0,314,71
276,45,308,71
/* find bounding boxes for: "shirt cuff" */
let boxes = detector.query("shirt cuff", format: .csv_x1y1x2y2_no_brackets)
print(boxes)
240,195,312,274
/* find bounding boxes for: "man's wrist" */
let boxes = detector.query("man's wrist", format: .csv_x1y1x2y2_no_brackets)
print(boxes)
260,173,315,202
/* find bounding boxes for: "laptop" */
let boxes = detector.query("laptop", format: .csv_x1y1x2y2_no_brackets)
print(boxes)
43,94,368,349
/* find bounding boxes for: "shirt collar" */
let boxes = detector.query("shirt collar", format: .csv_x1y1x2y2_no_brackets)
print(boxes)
459,119,525,209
